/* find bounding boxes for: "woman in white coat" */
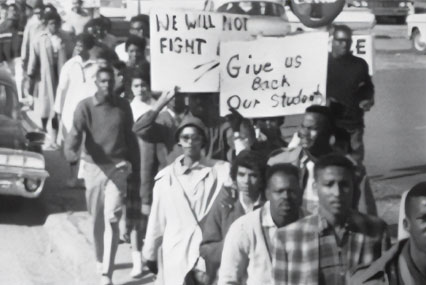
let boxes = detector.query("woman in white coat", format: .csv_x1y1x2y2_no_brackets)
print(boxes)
143,116,231,285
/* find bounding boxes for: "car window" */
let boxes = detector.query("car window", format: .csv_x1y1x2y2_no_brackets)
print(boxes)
0,84,15,118
217,1,285,17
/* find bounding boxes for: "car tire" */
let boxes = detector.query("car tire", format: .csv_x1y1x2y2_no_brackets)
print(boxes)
412,29,426,53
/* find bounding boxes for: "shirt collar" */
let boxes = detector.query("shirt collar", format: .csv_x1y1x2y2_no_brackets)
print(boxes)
261,202,276,228
92,93,115,106
318,209,353,234
239,194,262,213
175,155,209,175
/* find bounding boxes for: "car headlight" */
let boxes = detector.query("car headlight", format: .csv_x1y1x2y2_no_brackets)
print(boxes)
24,178,41,193
399,2,407,7
361,0,368,7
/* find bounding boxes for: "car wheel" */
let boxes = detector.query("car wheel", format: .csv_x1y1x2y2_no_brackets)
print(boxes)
412,29,426,53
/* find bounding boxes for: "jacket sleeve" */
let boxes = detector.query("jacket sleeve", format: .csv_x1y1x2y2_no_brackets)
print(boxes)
200,196,226,281
54,62,70,114
356,61,374,102
143,178,167,262
217,218,250,285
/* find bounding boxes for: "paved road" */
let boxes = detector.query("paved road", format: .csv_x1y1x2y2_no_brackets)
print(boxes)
0,24,424,284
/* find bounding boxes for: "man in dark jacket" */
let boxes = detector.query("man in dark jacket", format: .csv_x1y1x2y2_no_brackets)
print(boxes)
350,182,426,285
200,150,266,283
327,24,374,165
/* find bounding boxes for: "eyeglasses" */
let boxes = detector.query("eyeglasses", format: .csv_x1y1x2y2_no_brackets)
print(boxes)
179,134,203,143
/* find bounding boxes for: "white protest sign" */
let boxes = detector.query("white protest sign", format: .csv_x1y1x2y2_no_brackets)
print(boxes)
150,9,251,92
351,35,374,75
220,32,329,118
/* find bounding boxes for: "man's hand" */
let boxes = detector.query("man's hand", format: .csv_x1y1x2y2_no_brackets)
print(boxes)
226,108,244,132
145,259,158,275
359,99,374,111
153,86,180,112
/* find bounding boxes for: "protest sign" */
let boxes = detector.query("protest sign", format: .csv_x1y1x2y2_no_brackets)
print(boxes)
150,8,251,92
220,32,329,118
351,35,374,75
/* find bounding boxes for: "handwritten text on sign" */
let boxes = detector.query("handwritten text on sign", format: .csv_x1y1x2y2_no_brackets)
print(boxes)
220,32,329,118
150,9,250,92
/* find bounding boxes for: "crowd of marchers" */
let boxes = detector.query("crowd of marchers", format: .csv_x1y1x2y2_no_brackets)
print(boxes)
0,1,425,285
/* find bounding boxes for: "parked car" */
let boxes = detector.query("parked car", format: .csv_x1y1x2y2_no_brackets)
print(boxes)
0,68,48,198
206,0,291,36
407,13,426,52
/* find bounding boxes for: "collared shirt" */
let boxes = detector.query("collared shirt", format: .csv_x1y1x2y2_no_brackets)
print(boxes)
318,215,351,285
54,55,98,132
130,97,156,122
300,154,317,215
272,212,389,285
240,194,262,213
218,202,277,285
64,94,139,173
399,241,426,284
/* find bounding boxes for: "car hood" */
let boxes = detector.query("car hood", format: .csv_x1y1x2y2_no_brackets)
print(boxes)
246,15,291,36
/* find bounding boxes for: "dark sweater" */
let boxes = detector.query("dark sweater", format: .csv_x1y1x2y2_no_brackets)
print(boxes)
326,53,374,129
65,95,140,174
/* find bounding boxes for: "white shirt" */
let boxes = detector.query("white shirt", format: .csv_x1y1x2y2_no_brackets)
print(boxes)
54,56,98,133
115,42,128,63
218,202,277,285
130,97,156,122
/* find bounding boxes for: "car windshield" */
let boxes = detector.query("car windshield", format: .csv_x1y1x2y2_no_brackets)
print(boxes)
217,1,285,17
0,84,17,119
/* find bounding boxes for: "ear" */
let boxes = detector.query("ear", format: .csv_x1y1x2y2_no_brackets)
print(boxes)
403,217,410,232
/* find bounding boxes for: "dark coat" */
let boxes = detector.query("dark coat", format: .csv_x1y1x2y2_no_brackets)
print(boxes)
200,185,264,283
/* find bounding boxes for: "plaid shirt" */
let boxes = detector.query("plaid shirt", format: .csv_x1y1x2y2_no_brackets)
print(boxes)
272,212,390,285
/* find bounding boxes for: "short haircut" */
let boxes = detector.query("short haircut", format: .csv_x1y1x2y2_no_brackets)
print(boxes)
96,66,114,78
76,33,96,50
265,163,299,186
305,105,334,132
43,11,61,25
230,150,266,181
85,17,104,30
405,182,426,217
125,35,146,52
129,68,150,87
314,153,355,179
130,14,150,37
333,24,353,38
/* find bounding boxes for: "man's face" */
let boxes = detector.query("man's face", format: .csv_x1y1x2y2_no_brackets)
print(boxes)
188,94,210,117
47,19,59,34
74,40,85,56
179,126,204,158
298,112,327,150
129,21,145,38
405,196,426,254
127,44,143,65
332,30,352,58
267,172,301,221
316,166,354,218
131,78,150,101
236,166,261,198
96,71,114,100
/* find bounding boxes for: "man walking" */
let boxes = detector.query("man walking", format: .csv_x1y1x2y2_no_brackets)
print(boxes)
327,25,374,165
272,154,389,285
218,163,303,285
65,67,139,285
350,182,426,285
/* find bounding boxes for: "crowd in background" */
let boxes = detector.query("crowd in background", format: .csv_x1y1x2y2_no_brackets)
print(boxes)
0,1,425,285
